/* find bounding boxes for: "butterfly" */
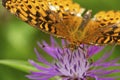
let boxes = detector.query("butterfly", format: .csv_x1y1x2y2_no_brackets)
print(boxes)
2,0,120,46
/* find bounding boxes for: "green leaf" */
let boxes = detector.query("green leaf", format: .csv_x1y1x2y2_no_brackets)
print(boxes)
0,59,38,73
50,76,61,80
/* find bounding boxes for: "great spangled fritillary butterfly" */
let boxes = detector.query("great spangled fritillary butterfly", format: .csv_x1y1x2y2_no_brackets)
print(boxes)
2,0,120,46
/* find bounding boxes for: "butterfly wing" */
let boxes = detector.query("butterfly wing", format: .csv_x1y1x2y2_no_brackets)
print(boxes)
83,11,120,45
2,0,84,38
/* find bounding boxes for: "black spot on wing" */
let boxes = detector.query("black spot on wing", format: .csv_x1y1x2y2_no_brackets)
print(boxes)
47,23,52,32
28,5,32,9
36,11,41,17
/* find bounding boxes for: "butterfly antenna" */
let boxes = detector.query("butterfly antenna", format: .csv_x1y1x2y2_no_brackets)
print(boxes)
79,10,92,30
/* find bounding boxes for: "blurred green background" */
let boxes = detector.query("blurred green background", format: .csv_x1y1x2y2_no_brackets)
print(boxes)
0,0,120,80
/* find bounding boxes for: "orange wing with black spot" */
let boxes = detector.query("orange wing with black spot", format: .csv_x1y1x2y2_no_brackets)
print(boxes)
2,0,84,38
3,0,120,46
82,11,120,45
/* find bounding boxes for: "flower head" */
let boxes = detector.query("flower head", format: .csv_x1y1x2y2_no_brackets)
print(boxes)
27,37,120,80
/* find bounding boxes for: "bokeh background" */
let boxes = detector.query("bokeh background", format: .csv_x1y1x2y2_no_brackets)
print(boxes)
0,0,120,80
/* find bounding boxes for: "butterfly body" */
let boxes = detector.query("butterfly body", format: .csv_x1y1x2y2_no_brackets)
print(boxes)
2,0,120,46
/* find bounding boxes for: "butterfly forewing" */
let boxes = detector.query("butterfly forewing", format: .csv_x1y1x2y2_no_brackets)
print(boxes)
2,0,84,38
83,11,120,45
94,11,120,26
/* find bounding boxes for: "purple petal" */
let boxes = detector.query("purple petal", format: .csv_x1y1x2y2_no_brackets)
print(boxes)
34,48,51,66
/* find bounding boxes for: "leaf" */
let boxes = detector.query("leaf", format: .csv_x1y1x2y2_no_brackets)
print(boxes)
0,59,38,73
